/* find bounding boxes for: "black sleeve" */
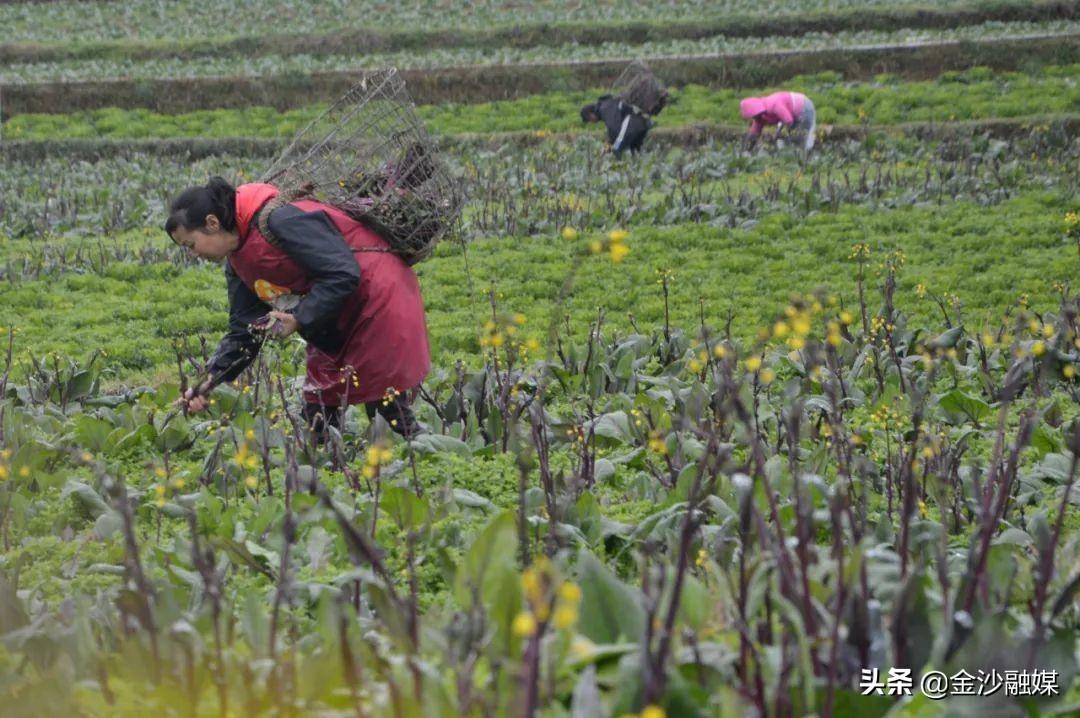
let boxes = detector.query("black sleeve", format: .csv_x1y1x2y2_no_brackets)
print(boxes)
267,205,361,335
206,262,270,388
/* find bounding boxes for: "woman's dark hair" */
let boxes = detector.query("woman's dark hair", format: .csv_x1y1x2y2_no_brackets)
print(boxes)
164,176,237,236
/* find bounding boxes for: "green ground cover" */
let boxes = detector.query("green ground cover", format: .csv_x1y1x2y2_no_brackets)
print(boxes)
0,0,992,43
1,194,1072,385
6,64,1078,141
3,20,1075,84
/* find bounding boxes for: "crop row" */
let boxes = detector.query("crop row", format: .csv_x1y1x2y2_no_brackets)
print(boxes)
4,20,1078,85
0,0,996,44
4,123,1078,245
2,0,1072,67
5,65,1079,143
1,192,1074,386
4,34,1079,115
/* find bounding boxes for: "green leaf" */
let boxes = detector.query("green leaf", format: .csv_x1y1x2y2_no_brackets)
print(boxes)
451,488,495,511
68,370,96,399
1027,452,1075,483
926,326,964,350
577,549,644,644
73,415,114,452
937,389,992,425
381,486,430,530
1030,424,1062,458
591,411,632,443
93,509,123,539
60,479,110,518
453,511,520,652
410,433,472,457
679,574,708,631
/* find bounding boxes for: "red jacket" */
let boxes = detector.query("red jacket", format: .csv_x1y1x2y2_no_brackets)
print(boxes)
222,182,430,404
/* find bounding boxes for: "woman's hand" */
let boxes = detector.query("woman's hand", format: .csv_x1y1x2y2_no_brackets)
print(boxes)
177,386,209,413
267,311,299,339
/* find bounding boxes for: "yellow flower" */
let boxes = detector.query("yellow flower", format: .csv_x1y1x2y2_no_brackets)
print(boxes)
245,476,258,489
607,229,629,244
772,321,789,339
156,498,167,508
155,485,166,496
512,611,538,637
745,356,762,372
522,568,544,605
1064,364,1077,379
1042,324,1055,339
712,345,727,359
981,334,995,348
759,368,776,385
588,240,603,255
641,706,666,718
839,310,854,326
362,465,376,479
0,466,8,481
610,243,630,263
526,338,541,351
561,226,579,241
790,316,811,337
245,429,256,440
553,605,578,629
1032,341,1046,357
688,359,702,373
918,500,928,519
18,466,30,478
171,478,186,490
648,436,668,455
513,313,527,325
695,548,707,567
558,582,582,605
81,452,94,462
490,333,504,348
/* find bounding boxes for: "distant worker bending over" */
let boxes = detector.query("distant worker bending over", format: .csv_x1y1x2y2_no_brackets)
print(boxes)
740,91,816,152
580,94,653,156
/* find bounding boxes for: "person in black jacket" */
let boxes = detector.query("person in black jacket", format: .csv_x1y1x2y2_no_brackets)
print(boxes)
580,95,652,156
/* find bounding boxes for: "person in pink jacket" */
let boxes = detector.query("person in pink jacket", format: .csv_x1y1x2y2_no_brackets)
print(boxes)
739,91,816,151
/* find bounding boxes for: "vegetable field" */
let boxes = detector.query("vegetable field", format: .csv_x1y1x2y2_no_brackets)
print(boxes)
0,2,1078,717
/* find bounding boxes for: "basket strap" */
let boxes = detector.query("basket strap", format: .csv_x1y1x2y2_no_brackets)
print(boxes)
251,194,292,247
253,196,399,258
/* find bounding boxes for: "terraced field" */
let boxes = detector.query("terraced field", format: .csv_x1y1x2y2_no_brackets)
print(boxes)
1,2,1078,717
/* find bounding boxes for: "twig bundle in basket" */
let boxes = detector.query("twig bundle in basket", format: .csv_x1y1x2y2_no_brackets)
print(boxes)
611,60,669,117
261,68,462,265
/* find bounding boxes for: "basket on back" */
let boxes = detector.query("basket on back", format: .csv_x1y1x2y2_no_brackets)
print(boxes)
611,60,668,117
261,68,462,265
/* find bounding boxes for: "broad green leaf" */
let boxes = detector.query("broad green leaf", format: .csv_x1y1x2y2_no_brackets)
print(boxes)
577,549,644,644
